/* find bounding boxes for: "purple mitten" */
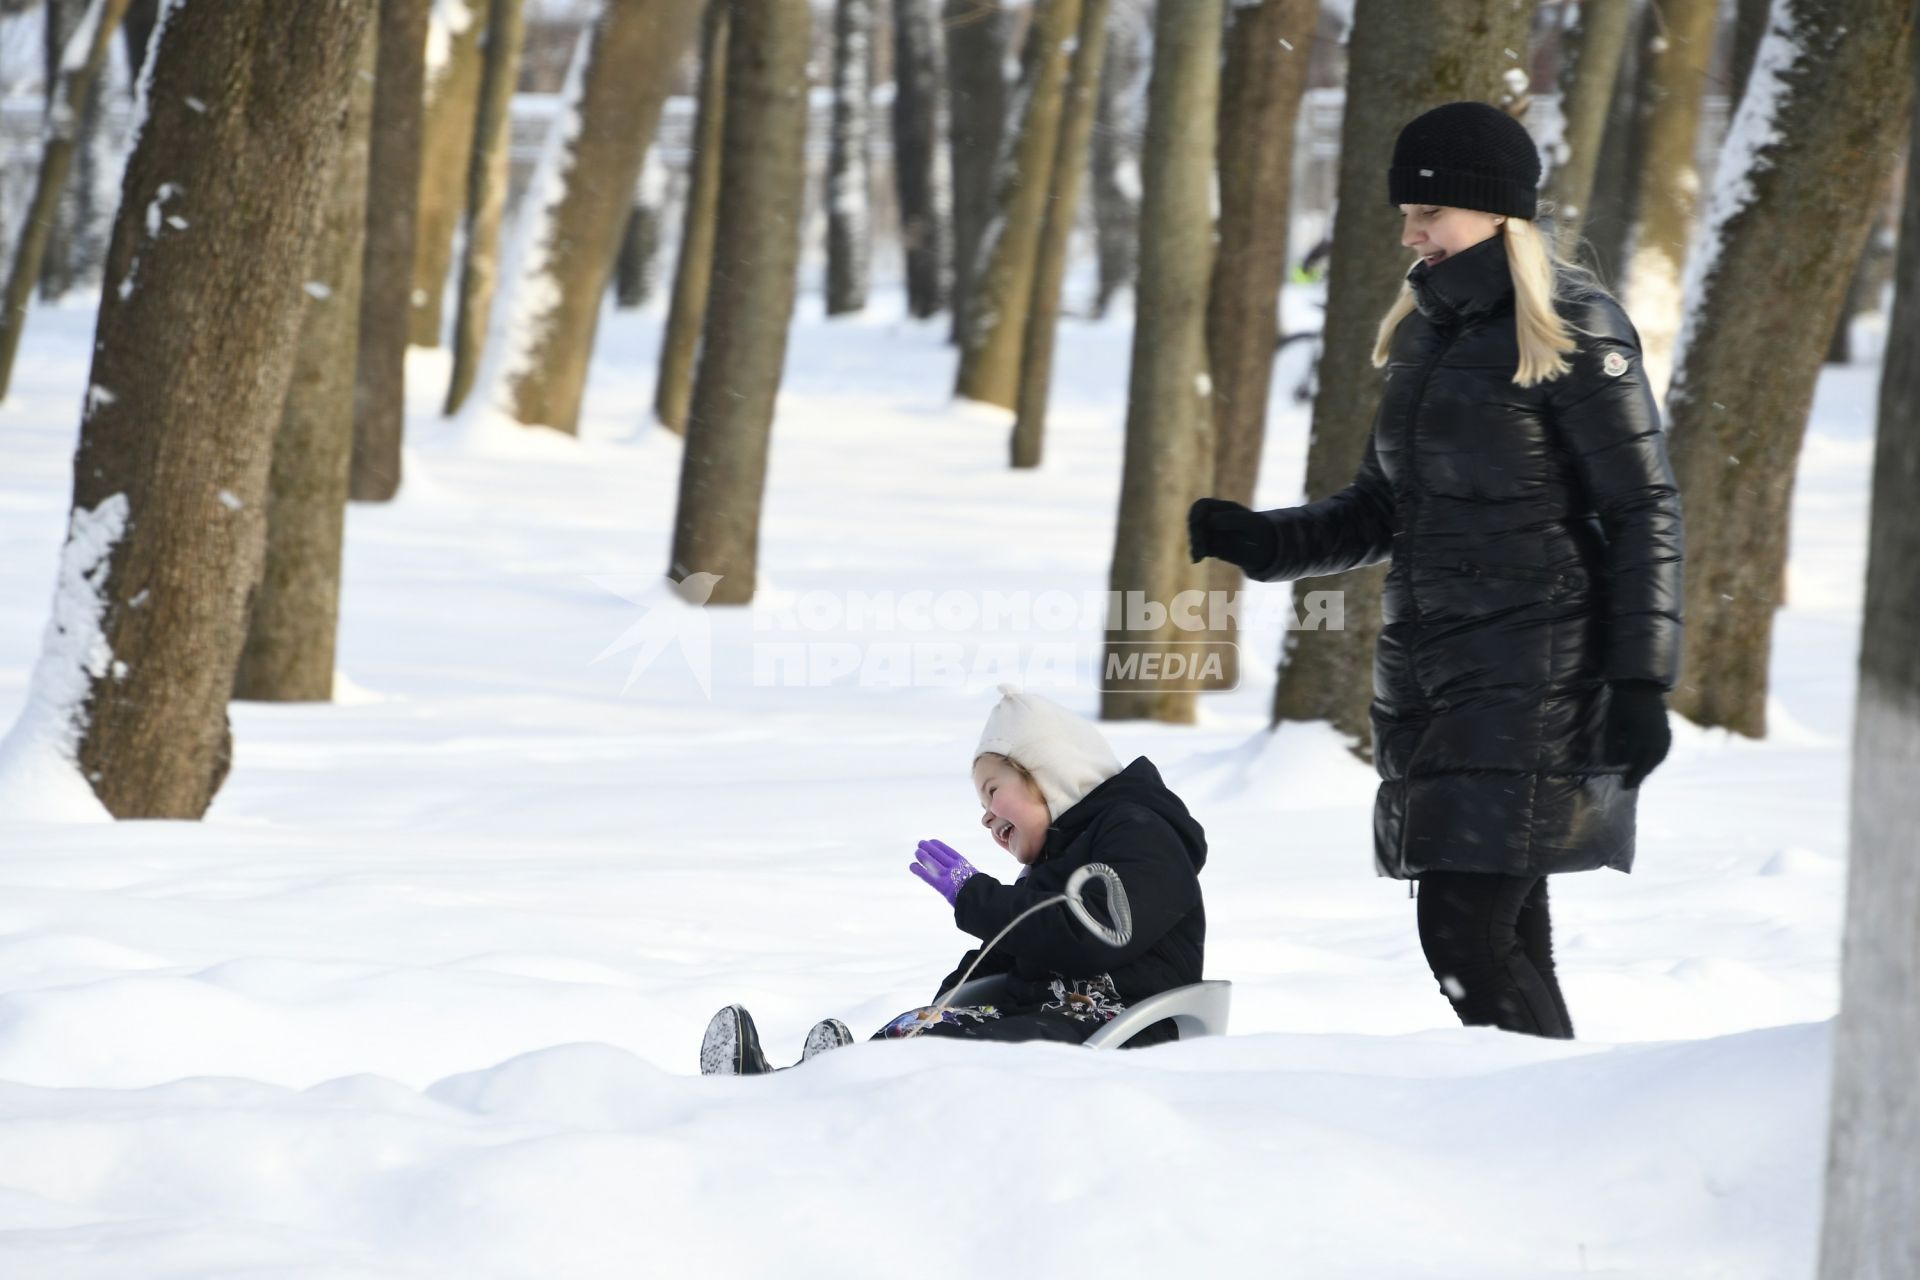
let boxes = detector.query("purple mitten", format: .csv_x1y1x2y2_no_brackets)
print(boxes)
910,838,978,908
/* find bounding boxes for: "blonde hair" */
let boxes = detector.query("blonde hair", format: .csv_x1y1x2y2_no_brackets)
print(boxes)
1370,214,1586,388
973,751,1041,795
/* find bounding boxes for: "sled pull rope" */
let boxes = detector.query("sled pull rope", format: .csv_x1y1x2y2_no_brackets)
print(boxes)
914,864,1133,1035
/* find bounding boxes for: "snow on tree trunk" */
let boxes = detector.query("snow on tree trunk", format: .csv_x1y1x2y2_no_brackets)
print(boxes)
1270,0,1535,751
613,145,669,308
443,0,526,416
1100,0,1219,726
654,0,728,435
235,24,376,703
494,0,701,436
1542,0,1632,255
1665,0,1914,739
0,0,132,402
408,0,483,348
1200,0,1314,691
825,0,874,316
943,0,1008,344
1009,0,1107,469
667,0,810,606
891,0,948,319
0,0,372,819
1617,0,1716,402
1089,3,1144,319
952,0,1080,411
350,0,432,502
1818,38,1920,1277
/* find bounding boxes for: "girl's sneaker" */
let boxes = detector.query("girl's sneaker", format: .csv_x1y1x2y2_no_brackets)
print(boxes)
800,1017,854,1062
700,1005,771,1076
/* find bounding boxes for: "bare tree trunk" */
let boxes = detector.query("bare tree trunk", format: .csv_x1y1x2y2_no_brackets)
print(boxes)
826,0,875,315
1617,0,1715,401
1826,166,1903,364
1818,36,1920,1278
444,0,527,416
350,0,431,501
41,0,118,302
1583,0,1651,286
613,147,668,308
944,0,1008,343
1089,3,1144,320
36,0,83,303
496,0,702,435
1270,0,1537,751
409,0,485,348
66,53,116,294
1666,0,1914,738
2,0,372,819
1009,0,1107,468
1543,0,1632,253
891,0,947,318
667,0,810,605
952,0,1079,410
120,0,157,80
1200,0,1315,690
654,0,728,434
0,0,129,402
1101,0,1219,725
1729,0,1772,107
236,25,377,703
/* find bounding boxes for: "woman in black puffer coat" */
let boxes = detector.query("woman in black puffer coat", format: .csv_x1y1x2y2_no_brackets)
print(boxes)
1190,102,1684,1039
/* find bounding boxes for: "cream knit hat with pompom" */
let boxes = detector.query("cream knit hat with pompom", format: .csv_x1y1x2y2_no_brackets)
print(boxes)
973,684,1122,821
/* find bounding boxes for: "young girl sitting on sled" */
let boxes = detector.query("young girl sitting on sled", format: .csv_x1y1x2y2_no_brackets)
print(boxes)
699,684,1208,1075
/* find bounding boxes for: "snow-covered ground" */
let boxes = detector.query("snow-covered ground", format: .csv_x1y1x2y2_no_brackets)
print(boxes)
0,281,1879,1277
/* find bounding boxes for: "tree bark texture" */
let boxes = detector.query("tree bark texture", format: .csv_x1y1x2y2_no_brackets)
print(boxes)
654,0,728,434
1101,0,1221,725
952,0,1079,410
497,0,702,435
1009,0,1109,468
666,0,811,606
1200,0,1316,690
1666,0,1915,738
236,22,377,703
350,0,431,501
58,0,373,817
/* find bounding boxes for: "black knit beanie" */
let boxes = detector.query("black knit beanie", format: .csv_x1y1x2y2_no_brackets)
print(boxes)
1387,102,1540,220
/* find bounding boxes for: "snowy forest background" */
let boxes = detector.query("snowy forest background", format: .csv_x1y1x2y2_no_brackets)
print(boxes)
0,0,1914,1275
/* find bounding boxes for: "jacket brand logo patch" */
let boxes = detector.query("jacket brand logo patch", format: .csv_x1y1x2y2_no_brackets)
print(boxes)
1602,351,1629,377
1419,168,1434,177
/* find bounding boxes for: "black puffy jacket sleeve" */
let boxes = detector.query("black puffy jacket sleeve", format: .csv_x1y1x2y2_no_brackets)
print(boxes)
1546,296,1685,689
951,806,1202,978
1248,427,1398,582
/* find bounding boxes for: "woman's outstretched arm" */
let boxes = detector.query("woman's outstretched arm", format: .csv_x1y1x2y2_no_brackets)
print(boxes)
1190,429,1397,582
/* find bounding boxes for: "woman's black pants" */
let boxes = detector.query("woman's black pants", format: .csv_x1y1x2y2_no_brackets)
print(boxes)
1416,871,1574,1039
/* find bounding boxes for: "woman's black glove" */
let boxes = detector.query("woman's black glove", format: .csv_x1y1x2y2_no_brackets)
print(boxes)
1188,498,1278,575
1605,680,1672,789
